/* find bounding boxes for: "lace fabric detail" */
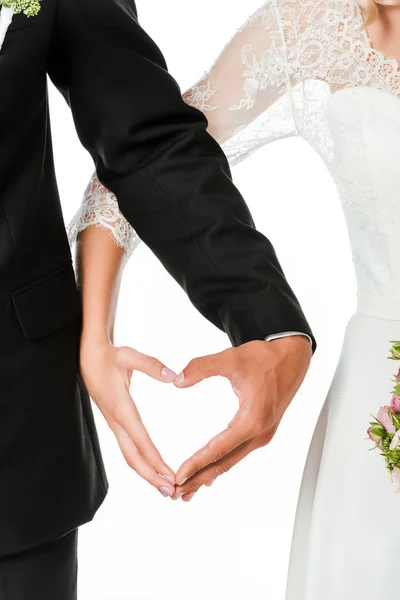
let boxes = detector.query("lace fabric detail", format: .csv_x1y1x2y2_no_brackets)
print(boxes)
183,0,400,161
66,173,140,259
182,0,301,163
229,3,288,112
182,76,217,112
278,0,400,97
276,0,400,164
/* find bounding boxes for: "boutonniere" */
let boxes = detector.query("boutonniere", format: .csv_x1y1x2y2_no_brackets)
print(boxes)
0,0,41,51
0,0,41,17
367,341,400,495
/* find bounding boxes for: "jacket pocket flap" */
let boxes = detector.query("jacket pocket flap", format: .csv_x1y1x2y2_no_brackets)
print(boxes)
10,261,82,341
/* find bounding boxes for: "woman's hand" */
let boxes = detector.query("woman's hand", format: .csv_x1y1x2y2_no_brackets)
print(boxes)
73,223,176,496
80,339,177,498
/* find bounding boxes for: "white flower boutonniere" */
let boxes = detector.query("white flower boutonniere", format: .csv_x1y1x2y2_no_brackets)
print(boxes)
1,0,41,17
0,0,42,51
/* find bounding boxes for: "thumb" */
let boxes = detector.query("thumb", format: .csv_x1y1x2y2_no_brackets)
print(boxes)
117,346,177,383
174,352,228,388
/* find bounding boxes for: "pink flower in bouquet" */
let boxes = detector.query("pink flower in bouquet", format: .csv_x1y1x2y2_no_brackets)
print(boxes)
377,406,397,434
391,394,400,412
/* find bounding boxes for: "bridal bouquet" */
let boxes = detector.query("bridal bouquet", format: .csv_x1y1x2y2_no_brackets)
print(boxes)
368,341,400,495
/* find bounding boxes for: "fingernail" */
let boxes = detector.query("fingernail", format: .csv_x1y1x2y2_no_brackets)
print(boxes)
174,371,185,386
172,492,183,501
161,474,176,485
161,367,177,383
184,492,195,502
177,476,188,486
158,486,173,497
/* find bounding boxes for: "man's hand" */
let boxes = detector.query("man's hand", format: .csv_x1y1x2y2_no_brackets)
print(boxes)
80,340,177,498
171,336,312,501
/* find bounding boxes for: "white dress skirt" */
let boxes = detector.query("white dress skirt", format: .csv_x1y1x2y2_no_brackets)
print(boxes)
286,298,400,599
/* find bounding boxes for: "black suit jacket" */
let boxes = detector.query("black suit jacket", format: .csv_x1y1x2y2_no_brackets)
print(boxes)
0,0,315,556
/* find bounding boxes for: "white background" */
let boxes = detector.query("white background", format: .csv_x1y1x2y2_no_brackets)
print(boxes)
49,0,356,597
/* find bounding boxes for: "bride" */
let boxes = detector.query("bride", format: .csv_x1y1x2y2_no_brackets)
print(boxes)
68,0,400,598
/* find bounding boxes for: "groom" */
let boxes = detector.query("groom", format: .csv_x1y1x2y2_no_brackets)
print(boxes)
0,0,314,596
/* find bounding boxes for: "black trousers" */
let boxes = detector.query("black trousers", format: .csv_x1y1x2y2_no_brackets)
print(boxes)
0,529,78,600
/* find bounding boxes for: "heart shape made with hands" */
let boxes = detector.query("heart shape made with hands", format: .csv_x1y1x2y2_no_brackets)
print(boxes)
81,336,310,503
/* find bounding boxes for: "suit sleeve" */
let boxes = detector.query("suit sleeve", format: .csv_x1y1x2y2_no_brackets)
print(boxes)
48,0,316,351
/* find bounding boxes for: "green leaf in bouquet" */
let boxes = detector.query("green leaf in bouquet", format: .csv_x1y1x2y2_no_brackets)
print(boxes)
389,341,400,360
382,436,392,451
370,425,385,438
392,413,400,430
385,457,394,472
386,449,400,466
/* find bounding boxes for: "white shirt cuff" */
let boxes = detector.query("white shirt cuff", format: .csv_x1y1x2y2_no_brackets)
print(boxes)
264,331,313,344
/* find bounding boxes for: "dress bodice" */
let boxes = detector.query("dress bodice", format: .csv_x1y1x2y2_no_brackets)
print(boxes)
67,0,400,302
325,86,400,298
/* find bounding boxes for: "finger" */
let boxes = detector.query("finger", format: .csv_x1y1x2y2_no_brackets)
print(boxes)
180,475,216,501
177,477,216,502
113,390,176,483
175,413,252,485
172,484,203,502
114,424,175,497
172,482,202,502
175,439,255,498
118,346,177,383
173,350,235,389
182,489,199,502
129,418,176,484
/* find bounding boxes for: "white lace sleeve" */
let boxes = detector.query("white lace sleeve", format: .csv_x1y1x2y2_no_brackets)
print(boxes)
66,173,140,259
183,0,316,166
67,0,329,256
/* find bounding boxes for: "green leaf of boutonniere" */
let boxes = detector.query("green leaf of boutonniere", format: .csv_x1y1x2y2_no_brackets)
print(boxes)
0,0,41,18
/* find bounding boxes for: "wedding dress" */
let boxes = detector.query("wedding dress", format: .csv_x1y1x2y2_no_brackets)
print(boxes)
67,0,400,596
